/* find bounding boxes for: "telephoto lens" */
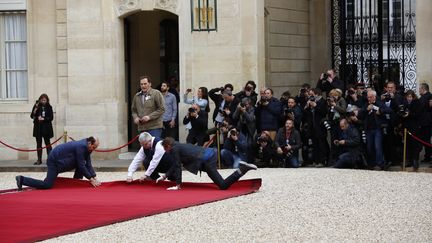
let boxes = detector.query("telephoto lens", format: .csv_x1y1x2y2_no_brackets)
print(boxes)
362,130,367,143
323,120,331,130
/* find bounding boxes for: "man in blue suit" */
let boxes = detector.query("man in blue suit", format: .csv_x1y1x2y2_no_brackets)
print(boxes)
15,137,101,190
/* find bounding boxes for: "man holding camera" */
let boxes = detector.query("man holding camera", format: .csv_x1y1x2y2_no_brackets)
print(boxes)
232,97,256,145
275,118,302,168
182,104,209,146
316,69,344,96
303,88,329,167
209,83,234,123
332,119,366,169
252,131,276,167
358,90,391,170
220,128,249,168
255,88,281,141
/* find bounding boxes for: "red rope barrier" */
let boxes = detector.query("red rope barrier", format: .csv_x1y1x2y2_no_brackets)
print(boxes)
68,135,140,152
203,135,216,148
0,135,64,152
407,131,432,148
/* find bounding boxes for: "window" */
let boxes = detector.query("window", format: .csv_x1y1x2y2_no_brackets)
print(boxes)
191,0,217,32
0,12,27,100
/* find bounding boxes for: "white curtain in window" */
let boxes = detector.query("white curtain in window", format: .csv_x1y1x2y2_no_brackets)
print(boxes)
1,13,27,99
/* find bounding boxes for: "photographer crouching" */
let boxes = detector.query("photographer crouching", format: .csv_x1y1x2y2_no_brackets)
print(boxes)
220,128,250,168
252,131,276,167
275,118,302,168
332,119,366,169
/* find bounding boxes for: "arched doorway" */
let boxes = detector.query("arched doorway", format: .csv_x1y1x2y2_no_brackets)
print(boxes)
124,10,179,150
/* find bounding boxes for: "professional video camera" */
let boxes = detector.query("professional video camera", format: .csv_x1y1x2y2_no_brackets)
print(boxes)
397,104,409,117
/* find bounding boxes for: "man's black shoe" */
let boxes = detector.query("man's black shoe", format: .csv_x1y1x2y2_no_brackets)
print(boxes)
238,161,258,175
15,175,23,191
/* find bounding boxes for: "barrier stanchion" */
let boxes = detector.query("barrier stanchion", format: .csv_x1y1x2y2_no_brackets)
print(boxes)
217,129,221,169
402,128,407,171
63,131,68,143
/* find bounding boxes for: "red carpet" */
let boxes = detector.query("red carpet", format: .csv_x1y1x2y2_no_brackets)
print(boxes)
0,177,261,243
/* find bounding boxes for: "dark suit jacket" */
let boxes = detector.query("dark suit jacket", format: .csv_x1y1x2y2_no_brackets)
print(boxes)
48,139,96,179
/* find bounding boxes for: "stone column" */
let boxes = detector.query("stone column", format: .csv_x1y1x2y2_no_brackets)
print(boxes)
416,1,432,88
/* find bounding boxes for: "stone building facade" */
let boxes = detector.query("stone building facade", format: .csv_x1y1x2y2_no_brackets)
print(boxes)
0,0,431,160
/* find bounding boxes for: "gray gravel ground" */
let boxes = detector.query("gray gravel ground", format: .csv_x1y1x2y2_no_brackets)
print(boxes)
1,168,432,242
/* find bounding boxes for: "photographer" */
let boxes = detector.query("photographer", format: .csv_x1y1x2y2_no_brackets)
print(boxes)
281,97,303,130
380,81,404,166
235,80,258,105
209,83,234,123
295,83,311,109
255,88,281,140
345,83,367,108
399,90,422,170
332,119,366,169
275,118,302,168
325,89,347,165
303,88,329,167
419,83,432,163
220,128,250,168
183,104,209,146
358,90,391,170
232,97,256,145
316,69,344,96
252,131,276,167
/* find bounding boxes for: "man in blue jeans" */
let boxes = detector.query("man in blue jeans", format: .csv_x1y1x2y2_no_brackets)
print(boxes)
158,137,258,190
15,137,101,190
220,128,249,168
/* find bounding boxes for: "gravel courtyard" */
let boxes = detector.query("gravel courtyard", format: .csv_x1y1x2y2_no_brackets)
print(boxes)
1,168,432,242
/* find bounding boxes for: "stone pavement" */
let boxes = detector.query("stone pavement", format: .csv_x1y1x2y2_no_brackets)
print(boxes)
0,159,431,173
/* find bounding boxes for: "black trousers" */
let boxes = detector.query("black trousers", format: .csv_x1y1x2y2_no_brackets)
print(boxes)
143,153,174,180
201,150,242,190
162,121,178,140
419,126,431,160
36,136,52,161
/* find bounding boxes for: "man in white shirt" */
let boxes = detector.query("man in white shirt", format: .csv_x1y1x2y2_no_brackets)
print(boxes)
126,132,172,182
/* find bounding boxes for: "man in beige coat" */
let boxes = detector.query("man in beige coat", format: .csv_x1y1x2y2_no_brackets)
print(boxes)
131,76,165,138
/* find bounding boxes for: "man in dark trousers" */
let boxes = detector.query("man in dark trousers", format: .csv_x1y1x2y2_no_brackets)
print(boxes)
15,137,101,190
126,132,173,182
158,137,258,190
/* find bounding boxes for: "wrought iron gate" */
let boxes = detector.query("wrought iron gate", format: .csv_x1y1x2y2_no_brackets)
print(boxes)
331,0,416,91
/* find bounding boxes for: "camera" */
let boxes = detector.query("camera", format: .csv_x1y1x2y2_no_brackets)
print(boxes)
257,136,268,144
382,93,392,101
347,89,355,96
229,129,238,137
188,107,197,113
282,147,293,158
308,96,316,102
186,88,192,92
300,88,307,93
240,103,246,108
322,119,332,130
397,104,408,117
322,73,329,81
326,97,335,104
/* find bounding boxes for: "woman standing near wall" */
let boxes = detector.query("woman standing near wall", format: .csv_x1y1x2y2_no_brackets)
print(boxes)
31,93,54,165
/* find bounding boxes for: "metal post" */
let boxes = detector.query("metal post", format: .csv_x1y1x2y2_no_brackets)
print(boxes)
216,129,221,169
63,131,68,143
402,128,407,171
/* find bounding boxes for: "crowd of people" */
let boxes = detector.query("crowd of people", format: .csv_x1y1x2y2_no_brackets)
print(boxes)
151,70,432,171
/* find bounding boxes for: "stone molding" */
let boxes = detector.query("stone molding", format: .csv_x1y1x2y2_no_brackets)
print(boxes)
114,0,178,18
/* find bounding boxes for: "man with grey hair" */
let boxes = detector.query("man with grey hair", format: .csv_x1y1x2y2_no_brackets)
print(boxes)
126,132,173,182
358,90,391,170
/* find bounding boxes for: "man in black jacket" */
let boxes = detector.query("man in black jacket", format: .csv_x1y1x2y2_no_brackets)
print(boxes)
159,137,257,190
183,104,209,146
419,83,432,163
332,119,365,168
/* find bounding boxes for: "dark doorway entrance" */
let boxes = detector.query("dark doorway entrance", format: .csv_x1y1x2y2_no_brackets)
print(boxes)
331,0,416,91
124,10,179,150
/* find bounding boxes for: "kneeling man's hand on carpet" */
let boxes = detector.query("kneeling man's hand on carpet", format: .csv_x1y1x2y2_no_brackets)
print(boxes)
90,177,101,187
156,175,167,183
139,175,150,182
126,176,133,183
167,185,181,191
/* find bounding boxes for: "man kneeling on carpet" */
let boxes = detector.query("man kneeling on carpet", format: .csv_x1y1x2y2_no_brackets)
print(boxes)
15,137,101,190
126,132,173,182
157,137,258,190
